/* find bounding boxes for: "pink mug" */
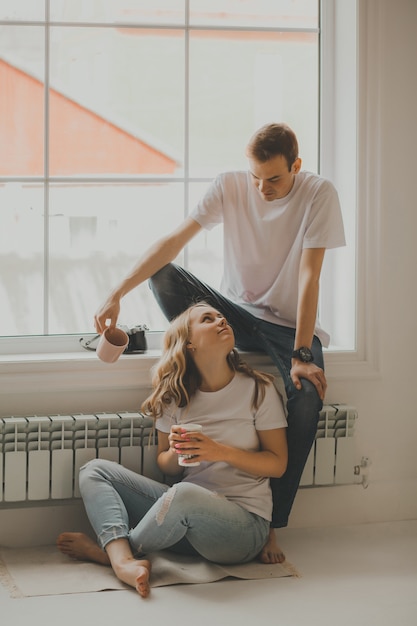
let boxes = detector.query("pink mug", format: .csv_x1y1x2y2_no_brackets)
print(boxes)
96,327,129,363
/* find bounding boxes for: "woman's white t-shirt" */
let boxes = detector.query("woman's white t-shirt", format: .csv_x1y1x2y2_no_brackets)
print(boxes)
156,373,287,522
190,170,346,346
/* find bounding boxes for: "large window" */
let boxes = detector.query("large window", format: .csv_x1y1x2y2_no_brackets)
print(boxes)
0,1,355,350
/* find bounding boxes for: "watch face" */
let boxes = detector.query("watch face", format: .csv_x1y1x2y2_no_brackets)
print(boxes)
294,347,314,362
300,347,311,361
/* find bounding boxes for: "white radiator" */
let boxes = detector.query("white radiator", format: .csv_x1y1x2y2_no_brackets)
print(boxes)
0,405,358,503
300,404,358,487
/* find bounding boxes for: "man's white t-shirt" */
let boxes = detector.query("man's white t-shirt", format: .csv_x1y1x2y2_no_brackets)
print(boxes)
190,170,346,346
156,373,287,522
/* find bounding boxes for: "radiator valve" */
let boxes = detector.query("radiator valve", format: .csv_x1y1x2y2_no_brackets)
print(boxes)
354,456,371,489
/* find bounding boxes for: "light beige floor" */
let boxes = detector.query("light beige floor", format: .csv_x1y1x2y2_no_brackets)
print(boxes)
1,520,416,626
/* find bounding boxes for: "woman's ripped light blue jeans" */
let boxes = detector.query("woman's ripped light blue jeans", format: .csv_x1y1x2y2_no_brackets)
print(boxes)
79,459,269,564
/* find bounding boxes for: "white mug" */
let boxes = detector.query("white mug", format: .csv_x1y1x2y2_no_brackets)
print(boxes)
177,423,203,467
96,327,129,363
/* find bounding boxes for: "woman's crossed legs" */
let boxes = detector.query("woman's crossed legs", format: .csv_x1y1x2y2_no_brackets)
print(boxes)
57,459,269,597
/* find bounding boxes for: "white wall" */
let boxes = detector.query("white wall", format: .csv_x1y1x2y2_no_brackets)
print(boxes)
1,0,416,546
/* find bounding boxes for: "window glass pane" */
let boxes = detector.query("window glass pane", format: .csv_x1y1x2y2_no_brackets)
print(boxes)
50,0,185,26
0,183,44,335
187,182,223,290
0,0,44,21
190,0,318,29
48,183,184,334
49,27,184,177
189,30,318,176
0,25,44,176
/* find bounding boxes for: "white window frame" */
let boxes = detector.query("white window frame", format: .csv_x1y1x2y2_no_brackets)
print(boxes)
0,0,380,388
321,0,380,380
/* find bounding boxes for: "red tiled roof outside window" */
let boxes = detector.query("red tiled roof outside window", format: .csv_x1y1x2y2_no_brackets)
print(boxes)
0,59,178,176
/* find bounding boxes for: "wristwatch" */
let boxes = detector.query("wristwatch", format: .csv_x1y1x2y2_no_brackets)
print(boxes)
292,346,314,363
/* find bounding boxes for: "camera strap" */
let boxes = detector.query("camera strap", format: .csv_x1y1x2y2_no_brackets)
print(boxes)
79,335,100,351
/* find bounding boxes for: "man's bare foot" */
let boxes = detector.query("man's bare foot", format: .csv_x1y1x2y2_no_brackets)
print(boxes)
259,528,286,564
113,558,151,599
57,532,110,566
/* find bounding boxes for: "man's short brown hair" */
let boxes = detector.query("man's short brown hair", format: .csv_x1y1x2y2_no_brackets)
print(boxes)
246,123,299,171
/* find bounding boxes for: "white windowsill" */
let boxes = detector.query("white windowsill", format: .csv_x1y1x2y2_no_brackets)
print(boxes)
0,331,380,400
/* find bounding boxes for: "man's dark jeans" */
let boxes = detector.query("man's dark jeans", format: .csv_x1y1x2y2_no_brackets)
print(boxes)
149,263,323,528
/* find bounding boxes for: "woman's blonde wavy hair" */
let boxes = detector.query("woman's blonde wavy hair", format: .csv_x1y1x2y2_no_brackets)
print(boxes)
141,302,275,420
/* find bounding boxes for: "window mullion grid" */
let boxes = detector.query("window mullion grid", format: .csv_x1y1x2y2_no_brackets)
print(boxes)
0,5,335,348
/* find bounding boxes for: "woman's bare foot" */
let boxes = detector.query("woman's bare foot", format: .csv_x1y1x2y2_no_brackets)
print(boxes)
259,528,286,564
57,533,151,598
57,532,110,566
113,558,151,599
